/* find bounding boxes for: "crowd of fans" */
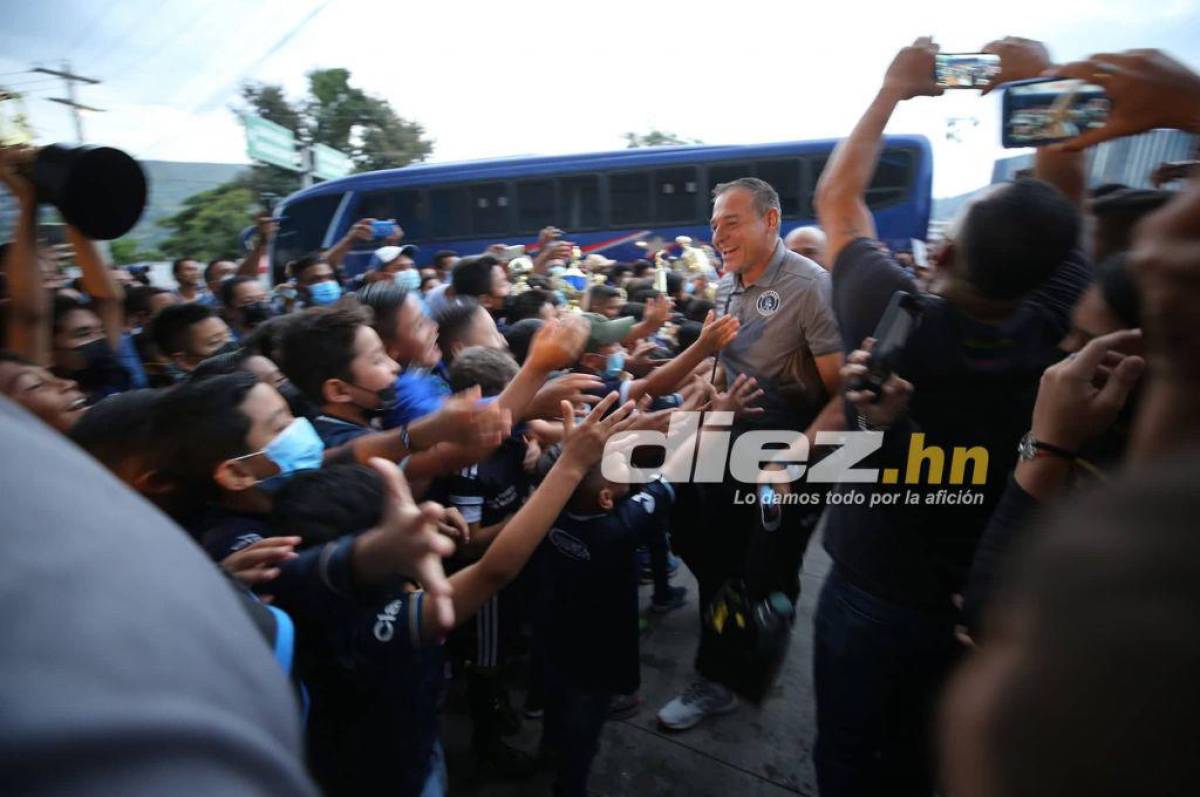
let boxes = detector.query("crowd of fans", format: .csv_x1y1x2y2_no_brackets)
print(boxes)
3,35,1200,797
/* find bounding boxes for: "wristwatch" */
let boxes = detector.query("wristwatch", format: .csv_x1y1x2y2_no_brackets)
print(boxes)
1017,431,1078,463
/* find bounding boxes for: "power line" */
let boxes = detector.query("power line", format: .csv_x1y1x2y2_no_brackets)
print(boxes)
138,0,333,157
0,78,63,91
32,62,104,142
102,0,224,82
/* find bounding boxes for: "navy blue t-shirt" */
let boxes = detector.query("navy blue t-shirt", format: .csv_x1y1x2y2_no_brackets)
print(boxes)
823,238,1091,609
437,435,529,530
302,587,444,797
312,414,374,449
186,504,443,794
539,476,675,694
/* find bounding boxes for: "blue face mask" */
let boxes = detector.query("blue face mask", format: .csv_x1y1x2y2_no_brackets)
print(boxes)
393,269,421,292
249,417,325,491
308,279,343,306
603,350,626,379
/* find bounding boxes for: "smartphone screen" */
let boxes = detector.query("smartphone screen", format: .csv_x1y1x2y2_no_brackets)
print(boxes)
1003,78,1111,148
934,53,1001,89
371,219,398,238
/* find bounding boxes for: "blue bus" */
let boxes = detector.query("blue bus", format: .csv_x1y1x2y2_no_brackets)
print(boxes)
270,136,933,280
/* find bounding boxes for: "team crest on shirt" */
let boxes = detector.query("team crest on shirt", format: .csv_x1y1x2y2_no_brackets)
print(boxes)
549,529,591,561
756,290,782,316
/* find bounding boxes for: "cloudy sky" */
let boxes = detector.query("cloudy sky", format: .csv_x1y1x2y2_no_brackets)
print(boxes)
2,0,1196,198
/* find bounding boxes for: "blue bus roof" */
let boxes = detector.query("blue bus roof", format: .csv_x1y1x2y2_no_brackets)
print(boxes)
283,135,931,205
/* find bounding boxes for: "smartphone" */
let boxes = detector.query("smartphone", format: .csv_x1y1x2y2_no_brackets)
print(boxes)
1002,78,1111,148
498,244,526,260
848,291,923,401
934,53,1001,89
371,219,398,238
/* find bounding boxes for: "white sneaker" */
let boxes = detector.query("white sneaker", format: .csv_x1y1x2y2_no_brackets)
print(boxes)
656,678,737,731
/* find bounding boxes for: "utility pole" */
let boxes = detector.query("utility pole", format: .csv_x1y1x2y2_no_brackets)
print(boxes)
33,61,102,143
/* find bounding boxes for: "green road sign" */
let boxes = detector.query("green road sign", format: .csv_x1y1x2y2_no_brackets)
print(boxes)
312,143,354,180
243,114,301,171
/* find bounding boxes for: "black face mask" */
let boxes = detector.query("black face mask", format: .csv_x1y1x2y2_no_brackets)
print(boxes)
351,382,400,417
211,340,241,358
240,300,276,328
69,339,128,392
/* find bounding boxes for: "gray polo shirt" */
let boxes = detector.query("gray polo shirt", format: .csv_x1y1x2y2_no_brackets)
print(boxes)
715,238,841,427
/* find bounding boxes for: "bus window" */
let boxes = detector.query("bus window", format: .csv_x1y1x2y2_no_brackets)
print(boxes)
705,162,750,211
558,175,602,230
754,159,801,217
807,149,915,213
609,171,652,227
355,189,429,241
431,186,472,239
273,192,344,281
865,150,913,210
654,167,699,223
516,178,556,232
471,182,510,236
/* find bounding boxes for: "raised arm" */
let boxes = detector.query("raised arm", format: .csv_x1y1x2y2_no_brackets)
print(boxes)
981,37,1087,206
425,394,637,639
494,314,590,420
0,147,48,365
623,294,672,344
325,386,513,466
323,218,377,269
237,215,276,279
630,311,738,402
816,38,942,266
65,226,124,351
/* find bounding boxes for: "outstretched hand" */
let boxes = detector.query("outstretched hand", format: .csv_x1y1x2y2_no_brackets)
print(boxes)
712,372,765,418
882,37,943,101
221,536,300,597
1048,49,1200,151
559,392,639,469
416,385,513,451
980,37,1053,95
697,310,740,354
368,457,456,632
525,315,590,373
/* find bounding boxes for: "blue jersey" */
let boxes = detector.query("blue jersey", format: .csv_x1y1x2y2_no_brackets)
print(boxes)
382,368,451,429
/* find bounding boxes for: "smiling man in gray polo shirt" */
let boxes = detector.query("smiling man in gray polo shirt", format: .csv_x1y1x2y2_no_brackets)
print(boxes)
656,177,844,733
713,177,843,431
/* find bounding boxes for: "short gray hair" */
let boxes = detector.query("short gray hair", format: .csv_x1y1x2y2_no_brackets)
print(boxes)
712,177,781,218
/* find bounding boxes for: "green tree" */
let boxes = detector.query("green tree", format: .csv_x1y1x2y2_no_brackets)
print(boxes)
109,237,163,264
160,67,433,259
157,183,257,259
623,130,703,148
240,68,433,177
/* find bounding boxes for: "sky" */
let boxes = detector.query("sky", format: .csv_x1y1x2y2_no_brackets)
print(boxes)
1,0,1197,199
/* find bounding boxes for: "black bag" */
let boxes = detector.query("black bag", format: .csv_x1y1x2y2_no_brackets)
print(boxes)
701,484,819,703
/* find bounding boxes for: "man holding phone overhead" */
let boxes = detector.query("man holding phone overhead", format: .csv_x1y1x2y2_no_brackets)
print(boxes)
811,37,1093,795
